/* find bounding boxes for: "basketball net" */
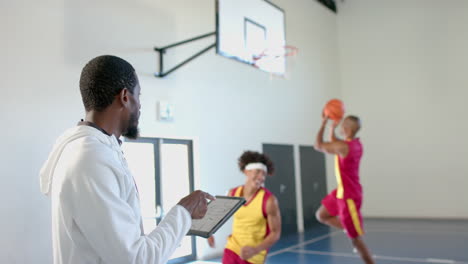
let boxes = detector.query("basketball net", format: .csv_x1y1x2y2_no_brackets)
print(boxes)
252,45,299,80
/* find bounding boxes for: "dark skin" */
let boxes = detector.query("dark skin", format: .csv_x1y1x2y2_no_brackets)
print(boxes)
208,169,281,260
314,116,375,264
84,84,141,139
238,169,281,260
87,74,214,219
314,117,350,157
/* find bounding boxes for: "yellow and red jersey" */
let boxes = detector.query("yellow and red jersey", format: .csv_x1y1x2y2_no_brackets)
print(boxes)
225,186,272,264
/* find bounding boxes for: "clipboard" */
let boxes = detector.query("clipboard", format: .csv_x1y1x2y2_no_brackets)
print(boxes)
187,195,246,238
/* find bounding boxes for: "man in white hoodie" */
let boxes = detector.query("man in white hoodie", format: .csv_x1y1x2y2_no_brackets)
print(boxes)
40,55,214,264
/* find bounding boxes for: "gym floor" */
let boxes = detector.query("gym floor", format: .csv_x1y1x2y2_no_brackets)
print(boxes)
191,219,468,264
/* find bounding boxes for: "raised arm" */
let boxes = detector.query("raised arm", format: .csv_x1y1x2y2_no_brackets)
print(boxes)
314,117,349,157
329,121,339,142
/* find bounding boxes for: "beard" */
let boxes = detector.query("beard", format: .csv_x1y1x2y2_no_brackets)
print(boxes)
123,110,140,139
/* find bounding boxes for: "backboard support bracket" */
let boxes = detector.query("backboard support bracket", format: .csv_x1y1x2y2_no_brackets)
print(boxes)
154,31,216,78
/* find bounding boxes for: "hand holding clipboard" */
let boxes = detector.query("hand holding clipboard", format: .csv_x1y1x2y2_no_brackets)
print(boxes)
188,196,246,238
178,190,216,219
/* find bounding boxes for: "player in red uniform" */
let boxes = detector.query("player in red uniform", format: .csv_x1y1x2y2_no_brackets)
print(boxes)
314,115,375,264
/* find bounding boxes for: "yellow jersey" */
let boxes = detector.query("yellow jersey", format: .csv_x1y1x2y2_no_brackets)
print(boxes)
225,186,272,264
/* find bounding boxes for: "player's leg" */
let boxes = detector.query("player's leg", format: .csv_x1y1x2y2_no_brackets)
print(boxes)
316,190,343,230
352,236,375,264
316,205,343,230
340,198,375,264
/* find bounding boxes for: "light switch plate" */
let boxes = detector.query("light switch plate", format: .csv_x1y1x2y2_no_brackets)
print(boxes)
158,101,174,122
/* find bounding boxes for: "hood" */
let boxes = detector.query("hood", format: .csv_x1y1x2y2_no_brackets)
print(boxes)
39,125,119,196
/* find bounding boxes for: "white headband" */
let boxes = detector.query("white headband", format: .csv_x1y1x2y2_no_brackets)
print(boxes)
245,163,268,173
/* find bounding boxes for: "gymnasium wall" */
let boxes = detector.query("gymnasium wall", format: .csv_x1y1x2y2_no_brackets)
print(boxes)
337,0,468,218
0,0,341,262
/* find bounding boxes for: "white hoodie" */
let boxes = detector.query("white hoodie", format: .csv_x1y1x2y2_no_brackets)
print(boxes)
40,125,191,264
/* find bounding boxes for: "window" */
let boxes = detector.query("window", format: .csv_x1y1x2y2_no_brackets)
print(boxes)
122,138,196,263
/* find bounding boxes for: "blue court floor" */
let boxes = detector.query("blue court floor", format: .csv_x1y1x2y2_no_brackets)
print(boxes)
191,219,468,264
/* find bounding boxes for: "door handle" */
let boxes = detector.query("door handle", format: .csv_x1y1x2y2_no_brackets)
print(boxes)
280,184,287,193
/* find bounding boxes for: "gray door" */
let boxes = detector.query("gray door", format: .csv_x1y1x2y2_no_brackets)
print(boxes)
299,145,328,229
262,144,297,235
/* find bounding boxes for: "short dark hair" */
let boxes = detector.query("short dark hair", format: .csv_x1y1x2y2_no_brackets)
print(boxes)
238,151,275,176
346,115,361,134
79,55,137,112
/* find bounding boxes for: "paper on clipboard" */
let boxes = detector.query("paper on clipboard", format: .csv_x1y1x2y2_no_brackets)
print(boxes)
187,195,246,238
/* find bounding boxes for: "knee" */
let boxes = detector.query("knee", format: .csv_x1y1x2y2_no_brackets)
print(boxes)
351,236,362,246
315,209,325,223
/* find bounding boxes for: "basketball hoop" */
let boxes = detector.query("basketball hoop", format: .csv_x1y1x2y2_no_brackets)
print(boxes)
252,45,299,80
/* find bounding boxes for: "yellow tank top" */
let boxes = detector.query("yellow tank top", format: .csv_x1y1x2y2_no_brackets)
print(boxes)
225,186,272,264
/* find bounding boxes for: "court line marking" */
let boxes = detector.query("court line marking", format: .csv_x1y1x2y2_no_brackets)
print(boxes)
366,228,468,236
187,262,221,264
267,225,468,260
288,249,468,264
268,228,467,259
268,230,342,257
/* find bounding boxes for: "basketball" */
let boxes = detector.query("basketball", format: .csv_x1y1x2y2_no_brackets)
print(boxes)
323,99,345,122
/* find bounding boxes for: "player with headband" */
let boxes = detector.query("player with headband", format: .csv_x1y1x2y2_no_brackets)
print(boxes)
208,151,281,264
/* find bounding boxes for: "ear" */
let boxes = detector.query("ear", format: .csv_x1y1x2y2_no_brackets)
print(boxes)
118,88,130,107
